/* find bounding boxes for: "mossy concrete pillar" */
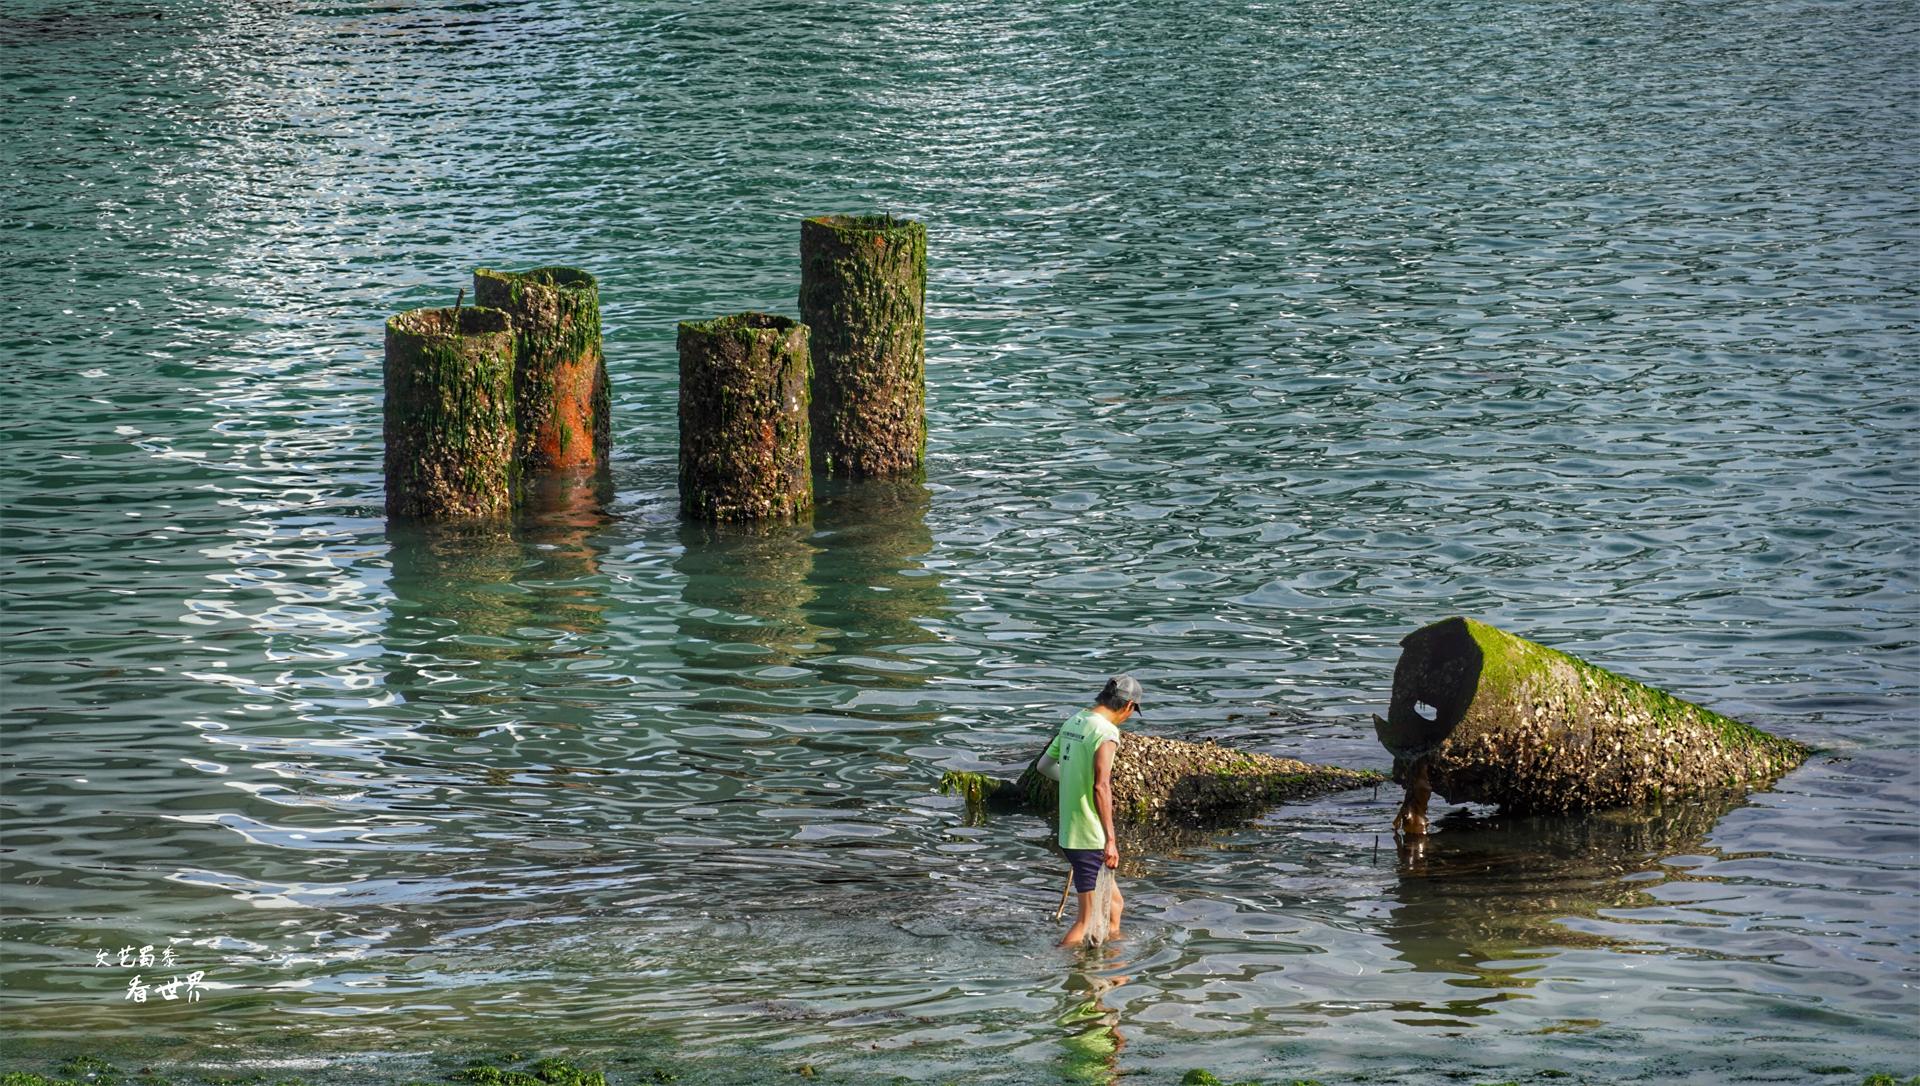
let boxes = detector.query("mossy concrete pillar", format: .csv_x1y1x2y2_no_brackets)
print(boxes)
1376,617,1809,834
383,306,518,520
677,312,812,522
798,213,927,481
473,266,608,476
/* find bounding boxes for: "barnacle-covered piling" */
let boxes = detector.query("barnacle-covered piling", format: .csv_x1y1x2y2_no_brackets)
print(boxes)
473,266,608,476
1377,617,1808,834
677,312,812,522
798,213,927,481
383,305,518,520
941,733,1381,827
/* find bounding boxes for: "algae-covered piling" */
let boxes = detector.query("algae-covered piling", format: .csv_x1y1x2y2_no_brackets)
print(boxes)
798,213,927,481
1376,617,1808,832
942,733,1381,827
383,305,518,520
473,266,609,476
677,312,813,522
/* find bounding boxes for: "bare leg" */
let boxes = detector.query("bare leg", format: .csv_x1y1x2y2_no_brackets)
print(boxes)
1107,882,1124,939
1058,890,1095,946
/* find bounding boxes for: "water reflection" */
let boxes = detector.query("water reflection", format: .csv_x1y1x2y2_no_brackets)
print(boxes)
383,499,611,739
7,0,1915,1073
1056,957,1131,1085
384,520,529,659
515,470,613,642
672,517,821,680
1383,793,1750,1007
805,480,950,686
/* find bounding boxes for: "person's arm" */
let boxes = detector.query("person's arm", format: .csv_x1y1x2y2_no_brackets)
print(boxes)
1038,734,1063,781
1094,739,1118,867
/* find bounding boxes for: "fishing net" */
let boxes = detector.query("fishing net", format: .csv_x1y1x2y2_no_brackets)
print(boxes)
1084,866,1117,946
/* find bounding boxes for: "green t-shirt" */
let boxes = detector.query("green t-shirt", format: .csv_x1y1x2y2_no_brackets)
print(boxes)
1044,708,1120,850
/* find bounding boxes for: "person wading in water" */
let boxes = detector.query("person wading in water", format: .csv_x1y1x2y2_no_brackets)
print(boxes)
1038,675,1143,946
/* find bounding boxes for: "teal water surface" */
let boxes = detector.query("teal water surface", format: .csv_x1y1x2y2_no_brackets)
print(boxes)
3,0,1917,1083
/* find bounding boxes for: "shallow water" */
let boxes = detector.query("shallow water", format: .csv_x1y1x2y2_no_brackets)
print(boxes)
2,0,1917,1081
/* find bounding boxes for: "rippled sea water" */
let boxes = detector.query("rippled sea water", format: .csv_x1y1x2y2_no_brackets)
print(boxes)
3,0,1917,1082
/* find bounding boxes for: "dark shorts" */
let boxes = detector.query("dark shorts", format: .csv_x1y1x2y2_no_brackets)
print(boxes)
1064,848,1105,893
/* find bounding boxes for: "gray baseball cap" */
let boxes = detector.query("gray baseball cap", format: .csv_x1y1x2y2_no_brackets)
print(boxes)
1102,674,1145,714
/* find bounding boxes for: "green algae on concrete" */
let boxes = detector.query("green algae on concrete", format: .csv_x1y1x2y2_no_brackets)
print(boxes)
677,312,813,522
383,305,518,521
454,1057,605,1086
942,732,1380,828
798,214,927,482
1376,617,1809,829
472,266,608,477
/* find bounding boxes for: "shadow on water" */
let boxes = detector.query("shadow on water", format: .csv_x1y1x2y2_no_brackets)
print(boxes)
804,479,950,687
1381,792,1750,1019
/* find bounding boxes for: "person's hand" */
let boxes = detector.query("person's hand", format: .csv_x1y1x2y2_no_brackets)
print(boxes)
1103,843,1119,868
